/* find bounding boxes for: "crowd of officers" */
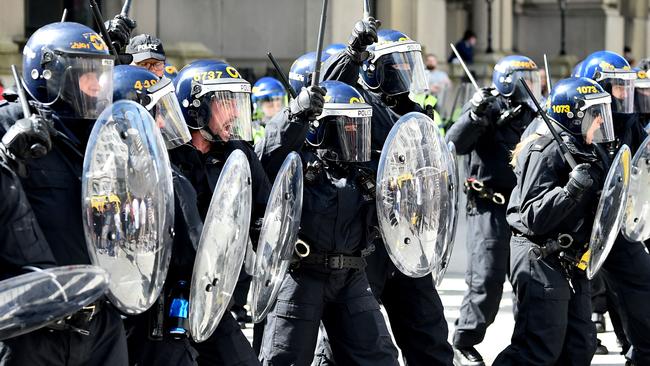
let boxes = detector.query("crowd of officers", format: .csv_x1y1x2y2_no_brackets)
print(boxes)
0,9,649,366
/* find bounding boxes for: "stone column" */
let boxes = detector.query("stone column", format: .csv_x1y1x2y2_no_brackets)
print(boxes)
0,0,24,80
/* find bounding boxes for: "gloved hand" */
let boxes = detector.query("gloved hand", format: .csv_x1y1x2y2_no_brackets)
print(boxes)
564,163,594,201
105,15,137,51
289,86,326,121
346,17,379,63
469,88,497,126
1,115,54,161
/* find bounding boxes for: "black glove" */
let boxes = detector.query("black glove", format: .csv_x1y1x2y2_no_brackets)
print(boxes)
346,17,379,63
105,15,137,51
1,115,54,161
564,163,594,201
289,86,326,121
469,88,497,126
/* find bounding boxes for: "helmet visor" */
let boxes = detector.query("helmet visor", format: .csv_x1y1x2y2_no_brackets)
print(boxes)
634,85,650,113
52,55,114,119
334,115,371,162
581,102,615,144
206,91,253,142
599,73,635,113
376,50,428,96
511,69,542,107
145,80,190,149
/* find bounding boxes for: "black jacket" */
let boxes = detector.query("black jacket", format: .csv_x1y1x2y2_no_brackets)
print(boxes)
507,133,605,246
446,97,536,192
258,109,372,255
0,152,56,280
169,140,271,247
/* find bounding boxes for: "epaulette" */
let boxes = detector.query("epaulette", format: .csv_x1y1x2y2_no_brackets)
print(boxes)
529,135,554,152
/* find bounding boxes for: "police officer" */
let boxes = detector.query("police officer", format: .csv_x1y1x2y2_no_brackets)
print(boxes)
493,77,610,365
444,55,541,365
251,77,287,144
320,21,454,365
126,34,168,78
257,79,400,366
0,21,127,366
171,59,271,366
106,64,200,366
576,51,650,365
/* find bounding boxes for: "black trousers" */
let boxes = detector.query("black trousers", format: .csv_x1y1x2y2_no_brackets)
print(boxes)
454,199,511,348
260,265,399,366
601,237,650,364
0,304,128,366
313,242,453,366
493,236,596,366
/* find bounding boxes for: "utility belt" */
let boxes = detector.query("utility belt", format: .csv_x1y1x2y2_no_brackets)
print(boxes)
292,238,373,270
465,177,507,206
46,300,105,336
514,232,589,272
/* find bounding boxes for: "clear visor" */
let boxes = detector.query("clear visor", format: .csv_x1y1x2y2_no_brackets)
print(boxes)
334,116,371,162
634,86,650,113
601,78,635,114
150,90,191,149
49,55,114,119
204,91,253,142
511,70,542,107
581,103,615,144
376,50,428,96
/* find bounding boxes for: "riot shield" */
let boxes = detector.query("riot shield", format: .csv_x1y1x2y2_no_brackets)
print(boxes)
376,112,453,278
433,141,459,286
622,135,650,242
587,144,631,279
0,265,109,340
189,150,252,343
82,100,174,315
250,152,303,323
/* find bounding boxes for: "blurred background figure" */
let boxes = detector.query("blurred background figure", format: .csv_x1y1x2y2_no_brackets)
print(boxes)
449,30,477,65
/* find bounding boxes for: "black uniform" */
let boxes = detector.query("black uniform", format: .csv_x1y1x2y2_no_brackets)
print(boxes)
598,113,650,365
0,102,128,366
0,142,55,280
257,108,399,366
169,139,271,366
493,133,601,365
445,96,535,350
126,166,202,366
313,51,453,366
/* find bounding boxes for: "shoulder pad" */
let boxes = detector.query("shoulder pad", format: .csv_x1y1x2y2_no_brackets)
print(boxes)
0,100,7,108
529,135,554,152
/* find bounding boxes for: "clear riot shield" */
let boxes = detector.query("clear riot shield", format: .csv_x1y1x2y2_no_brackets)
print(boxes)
433,141,459,286
82,100,174,315
0,265,109,340
622,135,650,242
250,152,303,323
376,112,453,278
189,150,252,342
587,145,631,279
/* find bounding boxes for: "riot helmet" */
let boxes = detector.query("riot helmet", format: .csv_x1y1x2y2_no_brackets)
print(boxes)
251,77,287,121
174,60,252,142
576,51,636,114
22,22,114,121
306,80,372,162
492,55,541,108
112,65,190,149
288,51,318,94
360,29,428,97
547,77,615,145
